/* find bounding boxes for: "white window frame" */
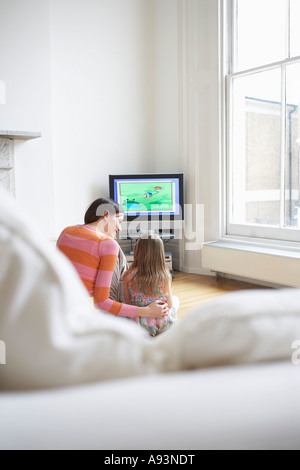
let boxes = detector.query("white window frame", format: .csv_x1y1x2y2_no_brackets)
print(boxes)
223,0,300,245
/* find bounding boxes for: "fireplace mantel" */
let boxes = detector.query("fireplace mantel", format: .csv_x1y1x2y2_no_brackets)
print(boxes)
0,130,42,141
0,130,42,194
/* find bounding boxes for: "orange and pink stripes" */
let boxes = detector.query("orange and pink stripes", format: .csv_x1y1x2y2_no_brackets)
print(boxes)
57,225,138,317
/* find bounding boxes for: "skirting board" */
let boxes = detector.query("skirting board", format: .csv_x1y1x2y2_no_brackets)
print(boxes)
179,266,215,276
202,241,300,288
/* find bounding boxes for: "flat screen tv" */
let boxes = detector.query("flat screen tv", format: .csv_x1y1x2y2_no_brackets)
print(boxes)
109,173,184,222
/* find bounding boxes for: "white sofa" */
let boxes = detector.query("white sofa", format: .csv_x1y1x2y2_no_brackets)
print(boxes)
0,189,300,450
1,361,300,451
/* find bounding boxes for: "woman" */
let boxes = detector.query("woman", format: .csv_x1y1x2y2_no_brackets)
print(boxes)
57,197,169,320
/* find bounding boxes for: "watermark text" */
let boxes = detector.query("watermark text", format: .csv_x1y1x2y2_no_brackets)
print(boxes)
292,340,300,366
0,340,6,365
123,203,205,251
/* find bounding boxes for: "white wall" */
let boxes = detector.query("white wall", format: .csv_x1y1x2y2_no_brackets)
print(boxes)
0,0,54,238
153,0,180,172
0,0,157,238
50,0,156,235
182,0,220,273
153,0,220,273
50,0,220,273
0,0,220,274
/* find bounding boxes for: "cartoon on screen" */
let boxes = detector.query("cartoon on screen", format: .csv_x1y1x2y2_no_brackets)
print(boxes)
119,181,174,213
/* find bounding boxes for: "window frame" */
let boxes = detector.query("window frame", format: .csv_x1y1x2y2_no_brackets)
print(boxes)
223,0,300,245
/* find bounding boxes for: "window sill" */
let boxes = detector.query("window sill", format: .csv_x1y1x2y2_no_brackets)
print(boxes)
205,239,300,259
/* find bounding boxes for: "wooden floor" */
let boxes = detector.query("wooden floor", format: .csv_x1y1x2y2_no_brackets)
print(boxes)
172,271,267,319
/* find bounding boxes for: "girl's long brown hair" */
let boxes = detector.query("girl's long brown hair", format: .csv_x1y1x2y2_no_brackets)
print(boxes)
128,234,171,296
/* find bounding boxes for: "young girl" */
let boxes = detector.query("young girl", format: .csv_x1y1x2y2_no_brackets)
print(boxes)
123,234,178,337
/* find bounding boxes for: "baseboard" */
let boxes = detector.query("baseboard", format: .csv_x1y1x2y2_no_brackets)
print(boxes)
178,266,215,276
220,273,282,289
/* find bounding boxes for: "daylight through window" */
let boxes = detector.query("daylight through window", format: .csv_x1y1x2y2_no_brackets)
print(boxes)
227,0,300,242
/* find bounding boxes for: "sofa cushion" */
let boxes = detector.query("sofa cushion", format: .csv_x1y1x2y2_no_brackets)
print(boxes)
0,189,153,390
156,286,300,371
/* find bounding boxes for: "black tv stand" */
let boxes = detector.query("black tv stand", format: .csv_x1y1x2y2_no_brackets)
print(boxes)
123,229,175,241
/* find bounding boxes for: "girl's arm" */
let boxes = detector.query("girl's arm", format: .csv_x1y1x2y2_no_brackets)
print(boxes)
164,280,173,310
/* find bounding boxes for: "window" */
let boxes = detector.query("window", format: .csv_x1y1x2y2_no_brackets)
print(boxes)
226,0,300,243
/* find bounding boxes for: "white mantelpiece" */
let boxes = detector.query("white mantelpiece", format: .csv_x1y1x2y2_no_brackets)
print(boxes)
0,130,41,140
0,131,42,195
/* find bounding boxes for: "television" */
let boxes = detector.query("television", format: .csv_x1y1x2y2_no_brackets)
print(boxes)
109,173,184,222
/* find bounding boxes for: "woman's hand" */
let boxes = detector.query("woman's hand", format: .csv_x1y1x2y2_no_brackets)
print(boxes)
138,301,169,319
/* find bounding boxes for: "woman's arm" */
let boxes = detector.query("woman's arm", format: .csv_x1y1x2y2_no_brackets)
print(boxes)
94,239,138,317
138,302,169,318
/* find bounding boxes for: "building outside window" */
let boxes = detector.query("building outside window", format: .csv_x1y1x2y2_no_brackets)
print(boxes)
226,0,300,243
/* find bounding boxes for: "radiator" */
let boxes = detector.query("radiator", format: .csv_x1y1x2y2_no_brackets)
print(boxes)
202,241,300,288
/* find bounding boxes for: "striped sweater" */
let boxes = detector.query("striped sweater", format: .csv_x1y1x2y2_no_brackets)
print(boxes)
57,225,138,317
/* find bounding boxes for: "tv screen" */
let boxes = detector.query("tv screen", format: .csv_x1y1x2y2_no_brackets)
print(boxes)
109,174,184,221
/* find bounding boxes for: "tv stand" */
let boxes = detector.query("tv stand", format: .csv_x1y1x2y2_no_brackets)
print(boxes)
120,229,175,241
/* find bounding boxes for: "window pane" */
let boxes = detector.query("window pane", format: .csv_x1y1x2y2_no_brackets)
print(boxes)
285,62,300,227
290,0,300,58
236,0,287,72
231,68,282,226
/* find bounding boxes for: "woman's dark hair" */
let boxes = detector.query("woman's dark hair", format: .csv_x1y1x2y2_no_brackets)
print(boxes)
84,197,124,224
